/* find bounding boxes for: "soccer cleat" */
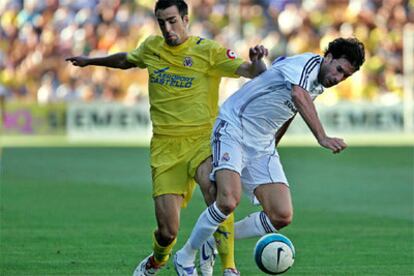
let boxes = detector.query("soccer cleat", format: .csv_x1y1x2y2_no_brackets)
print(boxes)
133,254,164,276
223,268,240,276
199,236,217,276
173,253,198,276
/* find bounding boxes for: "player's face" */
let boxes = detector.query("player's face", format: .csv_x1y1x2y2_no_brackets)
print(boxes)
318,53,356,88
156,5,189,46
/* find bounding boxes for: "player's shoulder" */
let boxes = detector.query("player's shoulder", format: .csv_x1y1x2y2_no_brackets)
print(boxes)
141,35,164,47
287,53,321,63
272,53,321,69
131,35,163,51
190,36,223,50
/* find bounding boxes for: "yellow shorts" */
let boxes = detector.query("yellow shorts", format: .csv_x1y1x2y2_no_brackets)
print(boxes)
150,134,211,208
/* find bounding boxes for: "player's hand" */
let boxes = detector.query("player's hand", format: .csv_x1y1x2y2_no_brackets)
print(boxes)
318,136,347,154
249,45,268,62
65,56,89,67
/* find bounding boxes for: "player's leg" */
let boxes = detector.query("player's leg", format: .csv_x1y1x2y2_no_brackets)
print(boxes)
174,119,243,274
235,183,292,239
134,135,194,276
195,156,216,205
134,194,182,276
235,151,292,239
196,157,237,273
153,194,183,261
256,183,292,230
175,169,242,271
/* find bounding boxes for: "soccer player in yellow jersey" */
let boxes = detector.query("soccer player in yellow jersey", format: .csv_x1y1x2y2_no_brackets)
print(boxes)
66,1,267,275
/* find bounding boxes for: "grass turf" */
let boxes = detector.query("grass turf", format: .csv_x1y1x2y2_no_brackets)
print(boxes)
0,146,413,275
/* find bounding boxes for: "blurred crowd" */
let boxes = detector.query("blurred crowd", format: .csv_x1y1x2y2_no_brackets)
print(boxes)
0,0,413,105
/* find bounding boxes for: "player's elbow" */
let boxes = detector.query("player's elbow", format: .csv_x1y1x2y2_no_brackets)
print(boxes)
115,53,135,69
118,59,135,69
291,90,301,105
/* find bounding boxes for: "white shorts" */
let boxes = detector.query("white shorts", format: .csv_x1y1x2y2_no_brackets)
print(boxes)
210,119,289,204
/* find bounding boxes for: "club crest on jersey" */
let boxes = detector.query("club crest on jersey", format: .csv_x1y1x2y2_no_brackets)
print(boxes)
226,49,237,59
183,57,193,67
221,152,230,162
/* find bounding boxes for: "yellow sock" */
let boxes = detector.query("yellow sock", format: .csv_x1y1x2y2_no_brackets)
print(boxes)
214,213,236,270
152,232,177,265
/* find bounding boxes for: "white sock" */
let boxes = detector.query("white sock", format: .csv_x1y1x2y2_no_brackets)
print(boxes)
178,202,227,266
235,211,276,239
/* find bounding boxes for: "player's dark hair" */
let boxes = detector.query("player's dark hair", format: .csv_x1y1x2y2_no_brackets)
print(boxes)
155,0,188,18
324,37,365,71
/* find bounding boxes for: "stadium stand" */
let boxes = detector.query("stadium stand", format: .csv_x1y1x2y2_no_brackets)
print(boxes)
0,0,412,105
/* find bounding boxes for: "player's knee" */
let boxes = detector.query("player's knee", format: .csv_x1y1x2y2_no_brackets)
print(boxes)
268,210,293,230
217,195,239,215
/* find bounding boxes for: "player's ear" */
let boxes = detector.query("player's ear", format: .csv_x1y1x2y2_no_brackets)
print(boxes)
325,53,333,63
182,15,189,26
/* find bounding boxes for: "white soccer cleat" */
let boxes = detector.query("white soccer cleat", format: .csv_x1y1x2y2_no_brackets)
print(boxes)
133,254,164,276
199,236,217,276
173,253,198,276
223,268,240,276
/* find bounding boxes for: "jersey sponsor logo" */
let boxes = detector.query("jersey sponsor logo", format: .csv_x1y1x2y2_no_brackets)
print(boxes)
221,152,230,162
284,100,297,113
226,49,237,59
183,57,193,67
150,67,195,88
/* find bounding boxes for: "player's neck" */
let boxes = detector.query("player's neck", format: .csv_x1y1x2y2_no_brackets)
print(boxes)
165,35,191,49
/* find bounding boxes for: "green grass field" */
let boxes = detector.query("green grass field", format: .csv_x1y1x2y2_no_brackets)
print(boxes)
1,146,413,275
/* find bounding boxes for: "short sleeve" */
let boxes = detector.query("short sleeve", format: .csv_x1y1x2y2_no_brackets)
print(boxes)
273,54,322,91
126,38,149,69
208,43,244,77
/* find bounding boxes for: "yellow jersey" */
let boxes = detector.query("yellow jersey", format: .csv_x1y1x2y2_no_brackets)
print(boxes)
127,35,244,136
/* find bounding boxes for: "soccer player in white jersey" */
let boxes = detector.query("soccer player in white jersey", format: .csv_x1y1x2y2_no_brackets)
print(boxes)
174,37,365,274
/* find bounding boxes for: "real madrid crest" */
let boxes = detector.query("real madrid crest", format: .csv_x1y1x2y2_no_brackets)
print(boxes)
183,57,193,67
221,152,230,162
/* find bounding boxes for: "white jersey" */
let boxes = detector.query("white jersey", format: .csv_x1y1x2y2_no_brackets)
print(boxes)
218,53,325,154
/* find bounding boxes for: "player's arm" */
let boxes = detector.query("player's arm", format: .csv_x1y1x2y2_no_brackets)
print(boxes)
275,116,295,147
236,45,268,78
65,52,136,69
291,85,347,153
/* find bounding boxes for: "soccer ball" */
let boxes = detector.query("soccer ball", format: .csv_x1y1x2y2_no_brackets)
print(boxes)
254,233,295,274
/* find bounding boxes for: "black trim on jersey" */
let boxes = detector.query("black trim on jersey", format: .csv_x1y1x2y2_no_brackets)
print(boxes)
299,55,320,88
196,37,205,45
301,59,321,88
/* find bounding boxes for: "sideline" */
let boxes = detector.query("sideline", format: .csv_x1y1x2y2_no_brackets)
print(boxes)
1,134,413,147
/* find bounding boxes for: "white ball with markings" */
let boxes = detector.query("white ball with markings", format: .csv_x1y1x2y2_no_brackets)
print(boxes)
254,233,295,274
